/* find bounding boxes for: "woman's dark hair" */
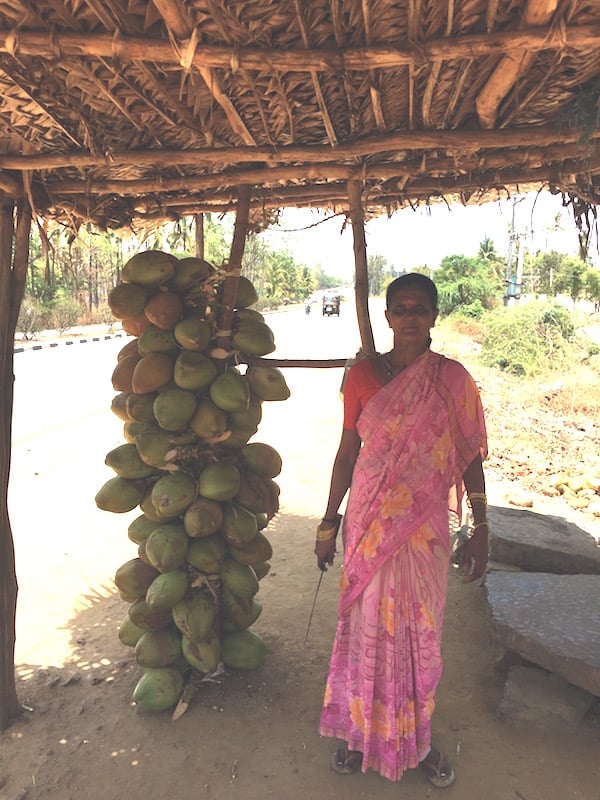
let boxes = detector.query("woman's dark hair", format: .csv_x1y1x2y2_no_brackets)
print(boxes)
385,273,438,309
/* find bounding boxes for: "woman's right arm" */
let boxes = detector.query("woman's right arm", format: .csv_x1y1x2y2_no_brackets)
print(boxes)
315,428,361,570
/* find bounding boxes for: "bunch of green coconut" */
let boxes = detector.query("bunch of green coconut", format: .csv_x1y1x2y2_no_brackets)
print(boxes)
95,249,290,716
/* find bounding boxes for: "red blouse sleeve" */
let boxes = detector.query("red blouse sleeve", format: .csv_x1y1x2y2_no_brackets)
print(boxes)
342,358,383,430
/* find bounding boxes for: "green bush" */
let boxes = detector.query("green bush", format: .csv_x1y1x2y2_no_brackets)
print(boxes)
16,297,52,339
480,302,575,376
49,296,83,333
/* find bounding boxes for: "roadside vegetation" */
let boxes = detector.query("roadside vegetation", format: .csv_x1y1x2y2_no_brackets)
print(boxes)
15,213,600,385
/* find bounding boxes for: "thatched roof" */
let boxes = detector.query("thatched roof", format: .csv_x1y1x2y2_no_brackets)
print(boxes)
0,0,598,231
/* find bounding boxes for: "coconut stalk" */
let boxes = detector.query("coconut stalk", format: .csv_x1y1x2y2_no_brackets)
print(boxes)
0,197,31,730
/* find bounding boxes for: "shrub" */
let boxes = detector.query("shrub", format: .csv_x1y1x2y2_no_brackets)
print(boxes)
16,297,52,339
480,302,576,377
49,296,83,333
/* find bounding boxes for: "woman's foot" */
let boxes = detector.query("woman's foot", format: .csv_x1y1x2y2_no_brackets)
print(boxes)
331,746,363,775
420,746,456,788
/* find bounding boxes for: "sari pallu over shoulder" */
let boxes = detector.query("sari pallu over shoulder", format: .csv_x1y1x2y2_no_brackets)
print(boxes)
339,351,487,613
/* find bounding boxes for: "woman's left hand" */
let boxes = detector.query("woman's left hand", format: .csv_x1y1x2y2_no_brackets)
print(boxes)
459,524,489,583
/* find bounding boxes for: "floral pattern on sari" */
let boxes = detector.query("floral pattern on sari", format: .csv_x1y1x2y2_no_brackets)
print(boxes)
319,350,487,782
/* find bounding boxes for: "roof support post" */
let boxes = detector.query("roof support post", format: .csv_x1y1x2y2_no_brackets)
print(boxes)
0,196,31,730
347,180,376,356
216,185,251,354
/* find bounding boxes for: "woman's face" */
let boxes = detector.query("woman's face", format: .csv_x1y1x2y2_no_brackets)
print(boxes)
385,285,438,346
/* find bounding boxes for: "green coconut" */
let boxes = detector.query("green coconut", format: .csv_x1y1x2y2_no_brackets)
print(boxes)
181,631,221,674
105,443,156,479
128,514,159,545
145,569,189,611
131,352,174,394
233,276,259,308
137,324,179,356
128,598,173,631
189,398,227,440
222,629,267,670
135,430,174,468
173,351,218,391
253,561,271,581
172,256,213,290
227,531,273,567
132,667,184,713
232,319,276,356
151,473,197,518
145,523,189,572
171,592,215,642
153,387,197,432
197,461,240,501
220,558,259,599
221,501,258,548
246,366,291,401
139,487,163,521
108,282,150,319
111,353,141,393
118,616,147,647
173,315,212,351
111,392,132,422
123,420,160,444
135,626,182,668
125,392,158,423
221,586,263,631
186,534,226,574
209,370,250,412
183,498,224,538
114,557,160,601
122,250,177,287
239,442,283,478
95,476,145,513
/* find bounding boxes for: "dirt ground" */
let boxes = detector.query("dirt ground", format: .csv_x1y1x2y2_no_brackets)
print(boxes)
3,319,600,800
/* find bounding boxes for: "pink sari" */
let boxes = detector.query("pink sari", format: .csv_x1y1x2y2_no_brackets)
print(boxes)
319,350,487,781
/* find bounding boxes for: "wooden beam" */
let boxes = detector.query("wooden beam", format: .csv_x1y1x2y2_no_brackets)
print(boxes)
45,142,599,196
347,180,376,355
476,0,559,128
1,125,597,172
153,0,256,146
0,24,598,73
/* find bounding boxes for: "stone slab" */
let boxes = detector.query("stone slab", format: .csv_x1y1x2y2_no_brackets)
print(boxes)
488,506,600,574
484,570,600,696
497,665,595,727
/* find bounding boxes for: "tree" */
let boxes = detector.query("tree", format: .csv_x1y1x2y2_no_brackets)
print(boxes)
434,254,502,317
553,256,588,308
367,253,392,296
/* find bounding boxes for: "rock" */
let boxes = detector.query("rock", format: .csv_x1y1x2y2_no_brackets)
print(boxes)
488,506,600,574
484,571,600,696
497,665,595,726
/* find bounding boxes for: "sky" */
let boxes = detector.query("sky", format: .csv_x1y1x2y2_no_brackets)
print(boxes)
262,190,597,281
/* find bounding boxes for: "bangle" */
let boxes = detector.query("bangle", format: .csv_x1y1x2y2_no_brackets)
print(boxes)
321,516,339,524
467,492,487,507
471,521,489,535
316,528,336,542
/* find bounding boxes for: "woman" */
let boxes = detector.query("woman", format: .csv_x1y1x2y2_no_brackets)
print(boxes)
315,273,488,787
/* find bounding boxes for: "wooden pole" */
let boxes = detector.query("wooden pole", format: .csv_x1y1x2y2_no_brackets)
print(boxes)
347,180,376,356
0,197,31,730
216,186,251,353
194,213,205,260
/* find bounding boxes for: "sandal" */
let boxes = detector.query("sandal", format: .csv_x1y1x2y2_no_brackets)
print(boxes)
420,746,456,788
331,746,363,775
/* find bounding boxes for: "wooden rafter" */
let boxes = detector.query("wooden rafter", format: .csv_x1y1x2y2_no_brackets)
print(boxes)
1,126,597,171
153,0,256,146
476,0,560,128
0,25,598,73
